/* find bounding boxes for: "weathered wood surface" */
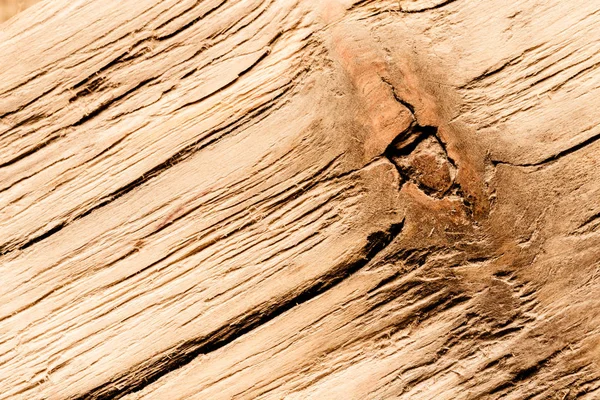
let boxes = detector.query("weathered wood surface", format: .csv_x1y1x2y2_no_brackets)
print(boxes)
1,0,599,399
0,0,39,22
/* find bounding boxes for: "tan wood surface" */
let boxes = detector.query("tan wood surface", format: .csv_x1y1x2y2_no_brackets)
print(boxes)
0,0,39,22
1,0,599,399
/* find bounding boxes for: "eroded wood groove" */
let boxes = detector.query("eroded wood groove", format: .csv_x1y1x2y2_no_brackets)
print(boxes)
77,221,405,400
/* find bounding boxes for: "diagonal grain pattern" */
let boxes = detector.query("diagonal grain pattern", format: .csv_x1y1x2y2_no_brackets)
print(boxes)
1,0,600,399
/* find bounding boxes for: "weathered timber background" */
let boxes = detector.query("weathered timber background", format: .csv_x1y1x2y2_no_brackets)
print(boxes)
0,0,38,22
1,0,600,399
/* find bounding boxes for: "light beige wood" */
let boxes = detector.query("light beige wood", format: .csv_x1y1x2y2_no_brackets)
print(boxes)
1,0,599,399
0,0,39,22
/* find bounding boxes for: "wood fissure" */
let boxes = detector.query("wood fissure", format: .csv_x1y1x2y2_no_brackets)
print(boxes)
77,221,405,400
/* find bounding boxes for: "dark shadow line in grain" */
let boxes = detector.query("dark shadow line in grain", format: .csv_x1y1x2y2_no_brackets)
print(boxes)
399,0,458,13
156,0,228,41
73,221,405,400
493,130,600,168
0,87,291,257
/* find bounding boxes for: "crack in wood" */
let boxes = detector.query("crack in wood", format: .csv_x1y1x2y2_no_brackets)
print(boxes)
74,221,405,400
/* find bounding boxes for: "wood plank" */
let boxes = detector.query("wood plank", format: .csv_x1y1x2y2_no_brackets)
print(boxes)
1,0,600,399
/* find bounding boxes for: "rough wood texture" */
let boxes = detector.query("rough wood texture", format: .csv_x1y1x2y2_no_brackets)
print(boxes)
1,0,599,399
